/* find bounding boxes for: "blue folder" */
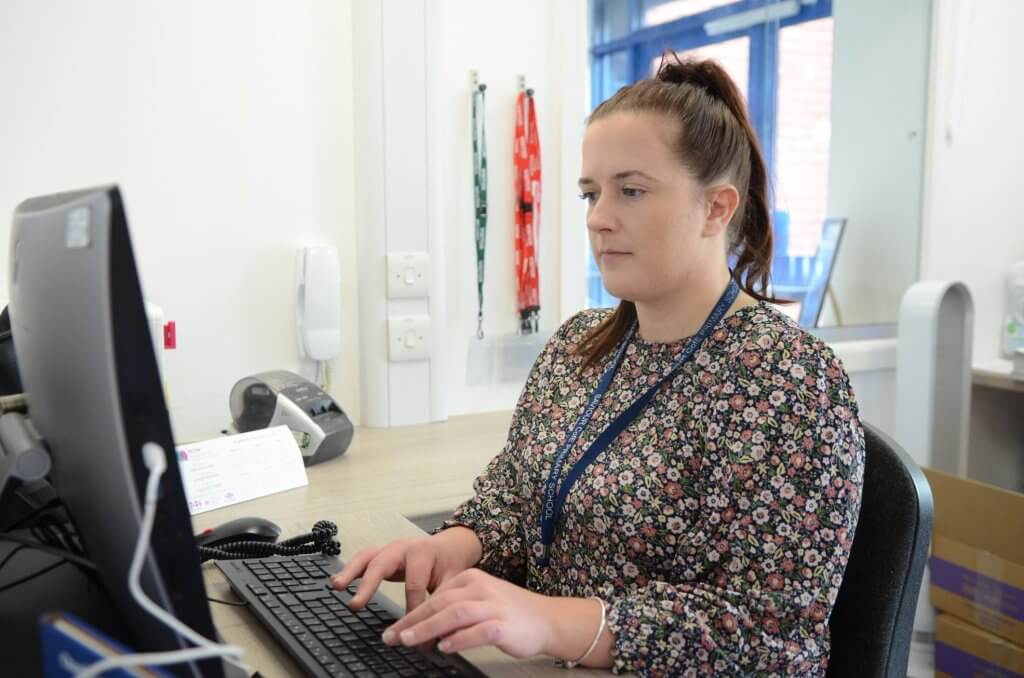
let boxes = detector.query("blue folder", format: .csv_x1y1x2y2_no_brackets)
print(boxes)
38,611,171,678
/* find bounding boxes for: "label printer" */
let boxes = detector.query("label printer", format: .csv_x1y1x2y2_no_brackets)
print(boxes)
229,370,354,466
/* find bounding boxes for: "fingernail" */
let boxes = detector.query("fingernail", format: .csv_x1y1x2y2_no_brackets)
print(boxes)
381,630,396,645
400,630,416,645
438,639,452,652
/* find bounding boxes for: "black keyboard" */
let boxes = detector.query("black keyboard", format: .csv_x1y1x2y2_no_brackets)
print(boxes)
217,555,485,678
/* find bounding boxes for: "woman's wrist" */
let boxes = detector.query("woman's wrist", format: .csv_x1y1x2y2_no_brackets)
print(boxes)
540,595,614,668
430,525,483,570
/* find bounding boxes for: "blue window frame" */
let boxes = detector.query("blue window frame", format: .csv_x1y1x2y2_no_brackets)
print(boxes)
587,0,834,309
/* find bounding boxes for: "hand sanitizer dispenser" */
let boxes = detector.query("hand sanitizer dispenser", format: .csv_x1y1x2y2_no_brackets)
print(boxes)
1003,261,1024,358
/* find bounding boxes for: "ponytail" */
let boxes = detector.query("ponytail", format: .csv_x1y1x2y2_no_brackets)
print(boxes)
654,54,774,301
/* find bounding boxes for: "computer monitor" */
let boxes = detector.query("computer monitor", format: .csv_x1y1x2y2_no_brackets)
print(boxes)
9,186,222,677
797,217,846,328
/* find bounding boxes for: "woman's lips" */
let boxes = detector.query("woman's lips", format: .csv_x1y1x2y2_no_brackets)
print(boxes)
600,250,631,263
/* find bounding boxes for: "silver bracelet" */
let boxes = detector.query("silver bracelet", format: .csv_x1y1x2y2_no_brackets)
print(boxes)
561,596,607,669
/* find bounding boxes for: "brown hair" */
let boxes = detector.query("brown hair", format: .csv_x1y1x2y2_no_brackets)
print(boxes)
576,52,777,371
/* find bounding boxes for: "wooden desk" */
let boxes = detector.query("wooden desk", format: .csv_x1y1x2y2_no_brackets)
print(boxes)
969,361,1024,492
193,413,614,677
193,410,513,531
973,359,1024,395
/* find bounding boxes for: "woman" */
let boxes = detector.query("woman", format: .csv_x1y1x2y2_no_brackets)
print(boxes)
332,55,865,676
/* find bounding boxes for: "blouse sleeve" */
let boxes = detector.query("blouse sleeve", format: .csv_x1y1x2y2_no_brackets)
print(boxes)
440,313,585,586
604,337,866,675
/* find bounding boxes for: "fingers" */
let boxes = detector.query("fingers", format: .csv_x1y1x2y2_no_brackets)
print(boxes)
436,620,504,654
350,552,404,609
383,599,497,649
385,586,468,638
330,547,382,590
403,542,435,612
332,542,411,609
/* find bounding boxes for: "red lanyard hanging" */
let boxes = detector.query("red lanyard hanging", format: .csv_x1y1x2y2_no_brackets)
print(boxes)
513,79,541,334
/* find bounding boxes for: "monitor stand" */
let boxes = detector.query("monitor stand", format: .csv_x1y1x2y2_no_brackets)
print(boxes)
0,534,124,675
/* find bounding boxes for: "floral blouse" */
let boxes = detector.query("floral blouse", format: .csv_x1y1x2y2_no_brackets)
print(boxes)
444,303,865,676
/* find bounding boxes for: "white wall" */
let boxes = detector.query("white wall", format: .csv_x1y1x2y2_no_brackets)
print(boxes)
350,0,439,428
0,0,954,436
431,0,589,417
920,0,1024,495
921,0,1024,365
826,0,931,326
0,1,360,441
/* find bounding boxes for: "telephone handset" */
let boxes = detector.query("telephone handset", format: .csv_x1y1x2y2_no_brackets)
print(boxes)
296,245,341,361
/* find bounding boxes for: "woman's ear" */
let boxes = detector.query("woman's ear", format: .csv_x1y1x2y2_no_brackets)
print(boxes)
702,184,740,238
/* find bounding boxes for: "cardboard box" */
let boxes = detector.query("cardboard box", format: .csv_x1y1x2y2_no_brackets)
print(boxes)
924,468,1024,646
935,613,1024,677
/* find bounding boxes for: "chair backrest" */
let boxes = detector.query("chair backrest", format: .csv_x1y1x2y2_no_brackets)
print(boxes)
826,422,934,677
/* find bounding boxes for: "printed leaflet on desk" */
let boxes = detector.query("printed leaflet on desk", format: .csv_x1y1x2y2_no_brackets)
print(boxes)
175,425,308,515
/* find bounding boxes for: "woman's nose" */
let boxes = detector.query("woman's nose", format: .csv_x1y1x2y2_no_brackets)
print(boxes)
586,196,615,232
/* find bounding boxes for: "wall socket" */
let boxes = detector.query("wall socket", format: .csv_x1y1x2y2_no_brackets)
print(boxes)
388,314,431,361
386,251,431,299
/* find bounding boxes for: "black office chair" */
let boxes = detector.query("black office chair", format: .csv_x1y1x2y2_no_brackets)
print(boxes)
826,422,934,678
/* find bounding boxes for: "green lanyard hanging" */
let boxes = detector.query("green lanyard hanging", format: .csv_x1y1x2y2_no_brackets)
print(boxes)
472,75,488,339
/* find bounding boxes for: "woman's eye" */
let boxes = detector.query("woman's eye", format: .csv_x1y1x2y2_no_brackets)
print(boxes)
579,192,597,204
622,187,645,198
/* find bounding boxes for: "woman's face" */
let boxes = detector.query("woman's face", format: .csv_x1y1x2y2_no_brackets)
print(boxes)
579,111,726,304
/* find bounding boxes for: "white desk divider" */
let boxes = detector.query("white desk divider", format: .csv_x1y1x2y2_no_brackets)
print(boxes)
895,280,974,639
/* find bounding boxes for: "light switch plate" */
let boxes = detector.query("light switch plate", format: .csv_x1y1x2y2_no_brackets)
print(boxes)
388,314,431,361
386,251,431,299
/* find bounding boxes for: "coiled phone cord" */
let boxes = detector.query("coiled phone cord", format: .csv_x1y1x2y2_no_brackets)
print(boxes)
198,520,341,563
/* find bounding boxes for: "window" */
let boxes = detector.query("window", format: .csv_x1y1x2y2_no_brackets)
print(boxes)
587,0,834,314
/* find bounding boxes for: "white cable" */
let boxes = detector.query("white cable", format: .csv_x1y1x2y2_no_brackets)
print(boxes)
74,442,244,678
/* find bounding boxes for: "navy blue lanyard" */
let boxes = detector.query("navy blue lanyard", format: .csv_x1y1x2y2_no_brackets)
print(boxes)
538,279,740,566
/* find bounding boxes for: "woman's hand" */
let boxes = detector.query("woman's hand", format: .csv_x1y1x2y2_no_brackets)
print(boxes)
380,568,556,659
330,526,481,612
